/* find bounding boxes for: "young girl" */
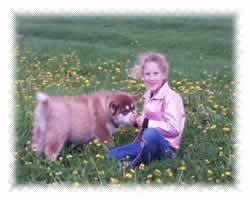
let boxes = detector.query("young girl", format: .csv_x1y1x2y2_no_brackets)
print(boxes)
107,52,186,168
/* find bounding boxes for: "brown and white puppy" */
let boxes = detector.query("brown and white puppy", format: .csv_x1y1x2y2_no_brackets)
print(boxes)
32,91,141,161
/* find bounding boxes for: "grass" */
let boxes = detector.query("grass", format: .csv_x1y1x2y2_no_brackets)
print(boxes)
15,16,235,186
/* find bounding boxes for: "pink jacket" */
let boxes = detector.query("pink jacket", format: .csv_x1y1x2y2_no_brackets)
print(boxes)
141,82,186,149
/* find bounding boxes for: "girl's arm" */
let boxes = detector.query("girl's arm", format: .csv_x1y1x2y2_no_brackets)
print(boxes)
148,95,186,137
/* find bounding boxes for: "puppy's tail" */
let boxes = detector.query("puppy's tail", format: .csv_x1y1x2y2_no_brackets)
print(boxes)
33,92,49,134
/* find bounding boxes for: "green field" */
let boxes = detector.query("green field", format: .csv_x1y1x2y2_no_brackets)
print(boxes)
15,16,235,186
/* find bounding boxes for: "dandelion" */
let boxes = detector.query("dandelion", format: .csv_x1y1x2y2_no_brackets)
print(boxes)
66,154,73,159
154,169,161,176
95,154,105,160
156,178,162,184
179,166,187,171
223,127,231,133
197,125,202,129
123,161,129,169
213,104,219,109
55,171,62,176
166,168,173,177
73,170,78,175
204,159,210,164
98,170,105,176
110,177,119,184
207,169,213,175
208,177,213,181
147,174,153,179
225,171,232,176
139,163,145,171
83,160,89,165
25,161,32,165
124,173,133,179
210,124,217,129
93,139,99,144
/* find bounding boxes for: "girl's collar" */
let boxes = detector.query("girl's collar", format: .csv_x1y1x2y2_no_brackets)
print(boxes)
144,82,170,99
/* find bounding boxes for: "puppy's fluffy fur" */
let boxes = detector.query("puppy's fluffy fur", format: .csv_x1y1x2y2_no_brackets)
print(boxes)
32,91,140,161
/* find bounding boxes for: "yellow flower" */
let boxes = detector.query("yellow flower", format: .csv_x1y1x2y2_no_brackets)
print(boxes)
55,171,62,176
73,170,78,175
207,169,213,175
98,170,105,176
83,160,89,165
223,127,231,132
179,166,187,171
166,168,173,177
95,154,104,159
147,174,153,179
93,139,99,144
225,171,232,176
110,177,119,184
123,161,129,168
154,169,161,176
204,159,210,164
156,178,162,184
124,173,133,179
210,124,217,129
139,163,145,171
66,154,73,159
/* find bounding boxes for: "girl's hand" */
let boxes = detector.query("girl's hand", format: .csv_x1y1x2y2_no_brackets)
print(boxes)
129,113,138,124
135,115,144,128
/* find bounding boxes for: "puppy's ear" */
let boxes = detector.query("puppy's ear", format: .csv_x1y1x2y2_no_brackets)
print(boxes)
109,102,119,115
131,94,142,103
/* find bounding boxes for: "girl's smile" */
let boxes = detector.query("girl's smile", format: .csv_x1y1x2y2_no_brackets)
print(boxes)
143,61,166,94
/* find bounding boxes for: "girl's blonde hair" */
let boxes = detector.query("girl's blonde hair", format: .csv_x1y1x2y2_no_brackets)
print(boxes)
128,52,169,80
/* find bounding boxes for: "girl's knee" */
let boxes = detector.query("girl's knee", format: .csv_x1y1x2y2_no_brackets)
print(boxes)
142,128,160,143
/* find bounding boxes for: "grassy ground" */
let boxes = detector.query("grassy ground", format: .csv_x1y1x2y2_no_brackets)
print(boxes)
15,16,235,186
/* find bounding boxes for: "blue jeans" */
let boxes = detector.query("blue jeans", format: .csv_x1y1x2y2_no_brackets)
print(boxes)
107,128,176,168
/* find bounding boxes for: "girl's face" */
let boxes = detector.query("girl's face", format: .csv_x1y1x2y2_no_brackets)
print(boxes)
143,61,166,93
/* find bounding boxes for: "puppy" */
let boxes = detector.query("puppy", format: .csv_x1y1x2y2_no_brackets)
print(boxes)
31,91,140,161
